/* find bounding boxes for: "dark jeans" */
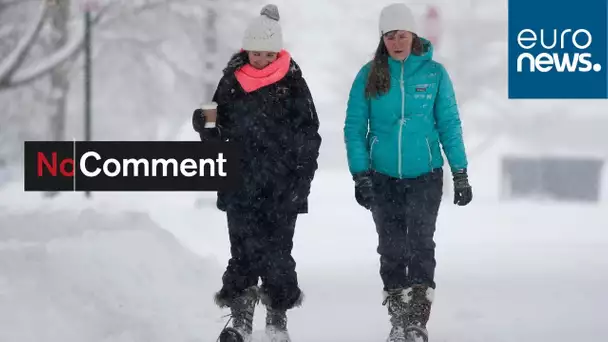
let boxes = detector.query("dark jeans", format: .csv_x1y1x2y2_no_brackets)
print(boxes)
219,208,301,311
370,169,444,291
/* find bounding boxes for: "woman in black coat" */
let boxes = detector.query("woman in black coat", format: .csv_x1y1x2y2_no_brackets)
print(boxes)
191,5,321,342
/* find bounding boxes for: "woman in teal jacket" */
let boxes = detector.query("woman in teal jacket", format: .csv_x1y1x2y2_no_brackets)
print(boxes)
344,3,472,342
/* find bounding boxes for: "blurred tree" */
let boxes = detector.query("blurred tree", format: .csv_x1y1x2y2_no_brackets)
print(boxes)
0,0,268,184
0,0,212,161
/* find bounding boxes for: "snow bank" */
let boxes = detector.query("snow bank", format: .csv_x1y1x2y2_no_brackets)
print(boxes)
0,208,226,342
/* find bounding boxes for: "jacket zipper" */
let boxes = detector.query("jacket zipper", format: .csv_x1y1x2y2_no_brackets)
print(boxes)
398,61,405,178
369,136,378,166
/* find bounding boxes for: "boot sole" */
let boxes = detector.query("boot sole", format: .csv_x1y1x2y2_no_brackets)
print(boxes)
404,325,428,342
219,327,245,342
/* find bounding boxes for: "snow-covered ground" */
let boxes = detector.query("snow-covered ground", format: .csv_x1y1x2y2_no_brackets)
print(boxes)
0,207,230,342
1,167,607,342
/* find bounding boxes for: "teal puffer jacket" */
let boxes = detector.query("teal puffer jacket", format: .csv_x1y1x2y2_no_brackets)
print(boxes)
344,39,468,179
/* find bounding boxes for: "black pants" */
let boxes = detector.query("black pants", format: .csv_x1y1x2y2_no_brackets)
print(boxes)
371,169,443,291
219,208,301,311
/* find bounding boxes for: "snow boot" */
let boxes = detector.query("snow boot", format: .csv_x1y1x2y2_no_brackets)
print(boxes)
264,307,291,342
382,288,411,342
215,286,260,342
258,288,304,342
404,285,433,342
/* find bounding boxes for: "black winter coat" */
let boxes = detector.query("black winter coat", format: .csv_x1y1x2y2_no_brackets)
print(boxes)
192,52,322,214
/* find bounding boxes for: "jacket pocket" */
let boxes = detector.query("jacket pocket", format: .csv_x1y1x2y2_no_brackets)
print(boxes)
369,136,378,167
425,137,433,170
399,134,434,176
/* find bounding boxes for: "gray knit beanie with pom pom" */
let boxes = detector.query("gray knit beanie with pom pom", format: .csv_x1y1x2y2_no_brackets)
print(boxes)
242,4,283,52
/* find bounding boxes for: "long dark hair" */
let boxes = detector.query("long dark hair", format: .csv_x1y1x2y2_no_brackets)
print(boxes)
365,32,426,99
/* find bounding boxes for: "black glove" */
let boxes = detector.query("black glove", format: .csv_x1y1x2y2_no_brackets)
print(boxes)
453,169,472,206
353,171,374,210
192,108,221,142
192,109,205,132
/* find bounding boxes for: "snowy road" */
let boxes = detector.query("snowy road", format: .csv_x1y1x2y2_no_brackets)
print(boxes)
282,264,608,342
1,169,607,342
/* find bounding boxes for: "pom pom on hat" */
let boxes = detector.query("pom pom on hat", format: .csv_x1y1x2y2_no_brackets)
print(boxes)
242,4,283,52
260,4,280,21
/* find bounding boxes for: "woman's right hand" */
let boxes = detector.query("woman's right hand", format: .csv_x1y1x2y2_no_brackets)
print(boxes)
192,107,221,143
353,171,374,210
191,109,205,132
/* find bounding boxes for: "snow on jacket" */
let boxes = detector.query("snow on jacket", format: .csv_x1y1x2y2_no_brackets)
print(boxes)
344,38,467,179
192,50,322,214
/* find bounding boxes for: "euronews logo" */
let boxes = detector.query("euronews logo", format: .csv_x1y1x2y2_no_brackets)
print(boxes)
507,0,607,99
516,28,602,73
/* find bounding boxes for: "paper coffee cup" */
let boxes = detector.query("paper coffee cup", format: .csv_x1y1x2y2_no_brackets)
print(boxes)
200,101,218,126
200,102,218,110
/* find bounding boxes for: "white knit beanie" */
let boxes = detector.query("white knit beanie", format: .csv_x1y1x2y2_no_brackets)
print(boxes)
379,3,417,36
242,4,283,52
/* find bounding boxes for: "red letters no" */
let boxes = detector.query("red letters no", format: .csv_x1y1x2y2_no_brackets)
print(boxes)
60,158,74,176
37,152,74,177
38,152,56,176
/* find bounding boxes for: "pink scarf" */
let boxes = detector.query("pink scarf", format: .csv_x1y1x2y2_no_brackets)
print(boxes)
235,50,291,93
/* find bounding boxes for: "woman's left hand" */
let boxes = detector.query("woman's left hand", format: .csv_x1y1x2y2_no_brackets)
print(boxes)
353,171,374,210
453,169,472,206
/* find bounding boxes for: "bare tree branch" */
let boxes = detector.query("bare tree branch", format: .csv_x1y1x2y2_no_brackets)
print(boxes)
0,2,112,89
0,0,48,86
96,0,209,29
0,0,200,90
100,34,197,83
